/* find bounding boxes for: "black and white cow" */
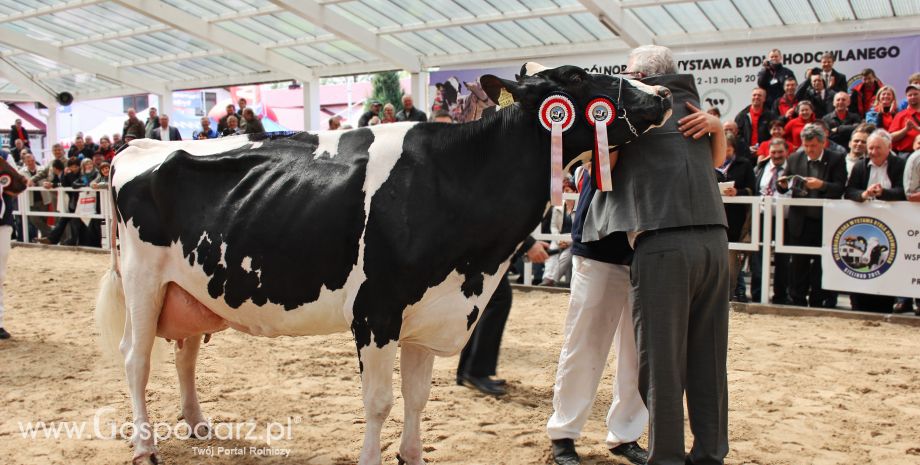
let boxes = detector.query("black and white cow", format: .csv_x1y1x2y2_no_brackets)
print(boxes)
96,63,671,465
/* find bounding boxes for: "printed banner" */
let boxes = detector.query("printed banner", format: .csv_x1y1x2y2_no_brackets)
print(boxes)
431,34,920,122
822,201,920,298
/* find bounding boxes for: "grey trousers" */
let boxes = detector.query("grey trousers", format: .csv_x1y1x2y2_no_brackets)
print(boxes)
630,227,730,465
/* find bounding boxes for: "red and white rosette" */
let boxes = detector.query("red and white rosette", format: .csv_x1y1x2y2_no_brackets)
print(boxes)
0,174,9,217
538,93,575,206
585,97,616,191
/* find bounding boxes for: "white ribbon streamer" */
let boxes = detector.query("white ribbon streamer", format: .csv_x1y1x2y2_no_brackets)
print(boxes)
550,121,564,206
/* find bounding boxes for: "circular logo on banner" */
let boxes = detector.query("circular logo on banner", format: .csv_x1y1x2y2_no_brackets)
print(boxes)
585,97,616,127
538,93,575,132
831,216,897,279
0,174,10,188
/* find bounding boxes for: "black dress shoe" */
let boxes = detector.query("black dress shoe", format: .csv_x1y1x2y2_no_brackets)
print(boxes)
551,438,580,465
610,441,648,465
459,374,506,396
491,378,506,386
0,327,10,340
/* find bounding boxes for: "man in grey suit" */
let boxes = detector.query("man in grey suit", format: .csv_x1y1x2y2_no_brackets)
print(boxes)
151,114,182,141
582,45,729,465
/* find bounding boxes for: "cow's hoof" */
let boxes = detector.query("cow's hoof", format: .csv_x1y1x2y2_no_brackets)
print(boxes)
191,423,211,439
133,453,160,465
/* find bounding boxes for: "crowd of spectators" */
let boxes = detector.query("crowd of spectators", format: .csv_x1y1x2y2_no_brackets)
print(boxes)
717,48,920,314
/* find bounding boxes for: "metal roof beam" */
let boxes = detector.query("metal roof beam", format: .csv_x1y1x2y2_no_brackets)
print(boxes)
0,28,168,95
621,0,698,8
0,92,32,101
112,0,315,81
656,15,920,47
422,39,630,68
0,0,104,23
269,0,421,72
576,0,654,47
375,5,586,35
0,59,56,107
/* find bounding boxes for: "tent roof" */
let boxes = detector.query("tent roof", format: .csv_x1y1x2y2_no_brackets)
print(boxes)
0,0,917,104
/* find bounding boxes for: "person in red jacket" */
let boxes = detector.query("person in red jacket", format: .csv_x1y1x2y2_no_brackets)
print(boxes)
784,101,816,151
849,68,882,118
890,84,920,155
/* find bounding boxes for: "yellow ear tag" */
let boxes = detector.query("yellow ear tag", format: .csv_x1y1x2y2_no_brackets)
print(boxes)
498,88,514,109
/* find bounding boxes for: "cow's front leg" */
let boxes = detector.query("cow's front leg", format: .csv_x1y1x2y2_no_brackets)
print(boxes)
357,341,398,465
175,334,210,438
397,343,435,465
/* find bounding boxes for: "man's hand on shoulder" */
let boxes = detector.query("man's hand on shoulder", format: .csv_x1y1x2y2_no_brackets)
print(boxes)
678,103,720,139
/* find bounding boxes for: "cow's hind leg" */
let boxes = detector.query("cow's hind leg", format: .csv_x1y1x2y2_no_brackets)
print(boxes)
397,343,435,465
119,252,167,465
357,341,398,465
175,334,210,437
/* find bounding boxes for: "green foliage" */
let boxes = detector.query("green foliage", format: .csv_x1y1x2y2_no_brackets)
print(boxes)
367,71,404,113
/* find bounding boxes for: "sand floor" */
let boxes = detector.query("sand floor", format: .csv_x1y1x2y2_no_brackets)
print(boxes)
1,246,919,465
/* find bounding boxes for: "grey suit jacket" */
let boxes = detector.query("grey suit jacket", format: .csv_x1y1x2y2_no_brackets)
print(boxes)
582,74,727,242
151,126,182,141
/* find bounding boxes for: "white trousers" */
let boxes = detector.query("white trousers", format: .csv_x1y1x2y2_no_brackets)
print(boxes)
546,256,647,448
0,225,11,328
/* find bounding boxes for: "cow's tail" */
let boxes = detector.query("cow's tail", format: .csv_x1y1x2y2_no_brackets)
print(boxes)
95,269,128,362
94,269,170,367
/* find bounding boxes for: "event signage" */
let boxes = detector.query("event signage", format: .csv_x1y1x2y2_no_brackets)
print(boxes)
431,35,920,122
822,201,920,299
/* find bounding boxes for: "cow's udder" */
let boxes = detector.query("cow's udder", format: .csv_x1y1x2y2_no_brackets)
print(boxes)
157,282,230,341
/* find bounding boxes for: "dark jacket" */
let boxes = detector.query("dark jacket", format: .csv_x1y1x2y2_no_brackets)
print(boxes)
822,111,861,147
583,74,727,240
717,157,756,242
734,105,777,150
777,149,847,237
8,125,29,146
396,107,427,123
358,110,378,127
151,126,182,141
757,64,796,109
845,156,906,201
243,117,265,135
795,81,834,117
123,117,146,139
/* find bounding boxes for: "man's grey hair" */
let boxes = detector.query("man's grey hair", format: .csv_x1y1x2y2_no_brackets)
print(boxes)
769,137,787,150
800,123,826,143
628,45,677,76
868,129,892,147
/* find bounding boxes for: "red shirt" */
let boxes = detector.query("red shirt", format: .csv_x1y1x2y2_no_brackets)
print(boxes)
749,107,763,145
784,116,814,151
776,95,797,118
891,107,919,152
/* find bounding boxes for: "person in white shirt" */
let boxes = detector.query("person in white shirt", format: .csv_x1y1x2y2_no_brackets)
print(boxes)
749,138,793,304
845,124,873,178
151,114,181,141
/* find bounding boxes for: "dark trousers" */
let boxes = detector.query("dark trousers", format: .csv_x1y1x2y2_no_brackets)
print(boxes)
789,218,828,307
632,228,729,465
457,277,512,378
849,294,895,313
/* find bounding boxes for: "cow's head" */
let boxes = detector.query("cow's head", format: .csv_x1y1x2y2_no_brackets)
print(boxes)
481,63,672,166
0,155,28,196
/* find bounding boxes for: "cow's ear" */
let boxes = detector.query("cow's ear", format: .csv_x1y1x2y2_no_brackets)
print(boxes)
480,75,519,108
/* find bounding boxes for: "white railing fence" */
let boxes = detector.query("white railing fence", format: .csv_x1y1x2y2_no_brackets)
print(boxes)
13,186,112,250
523,195,877,305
